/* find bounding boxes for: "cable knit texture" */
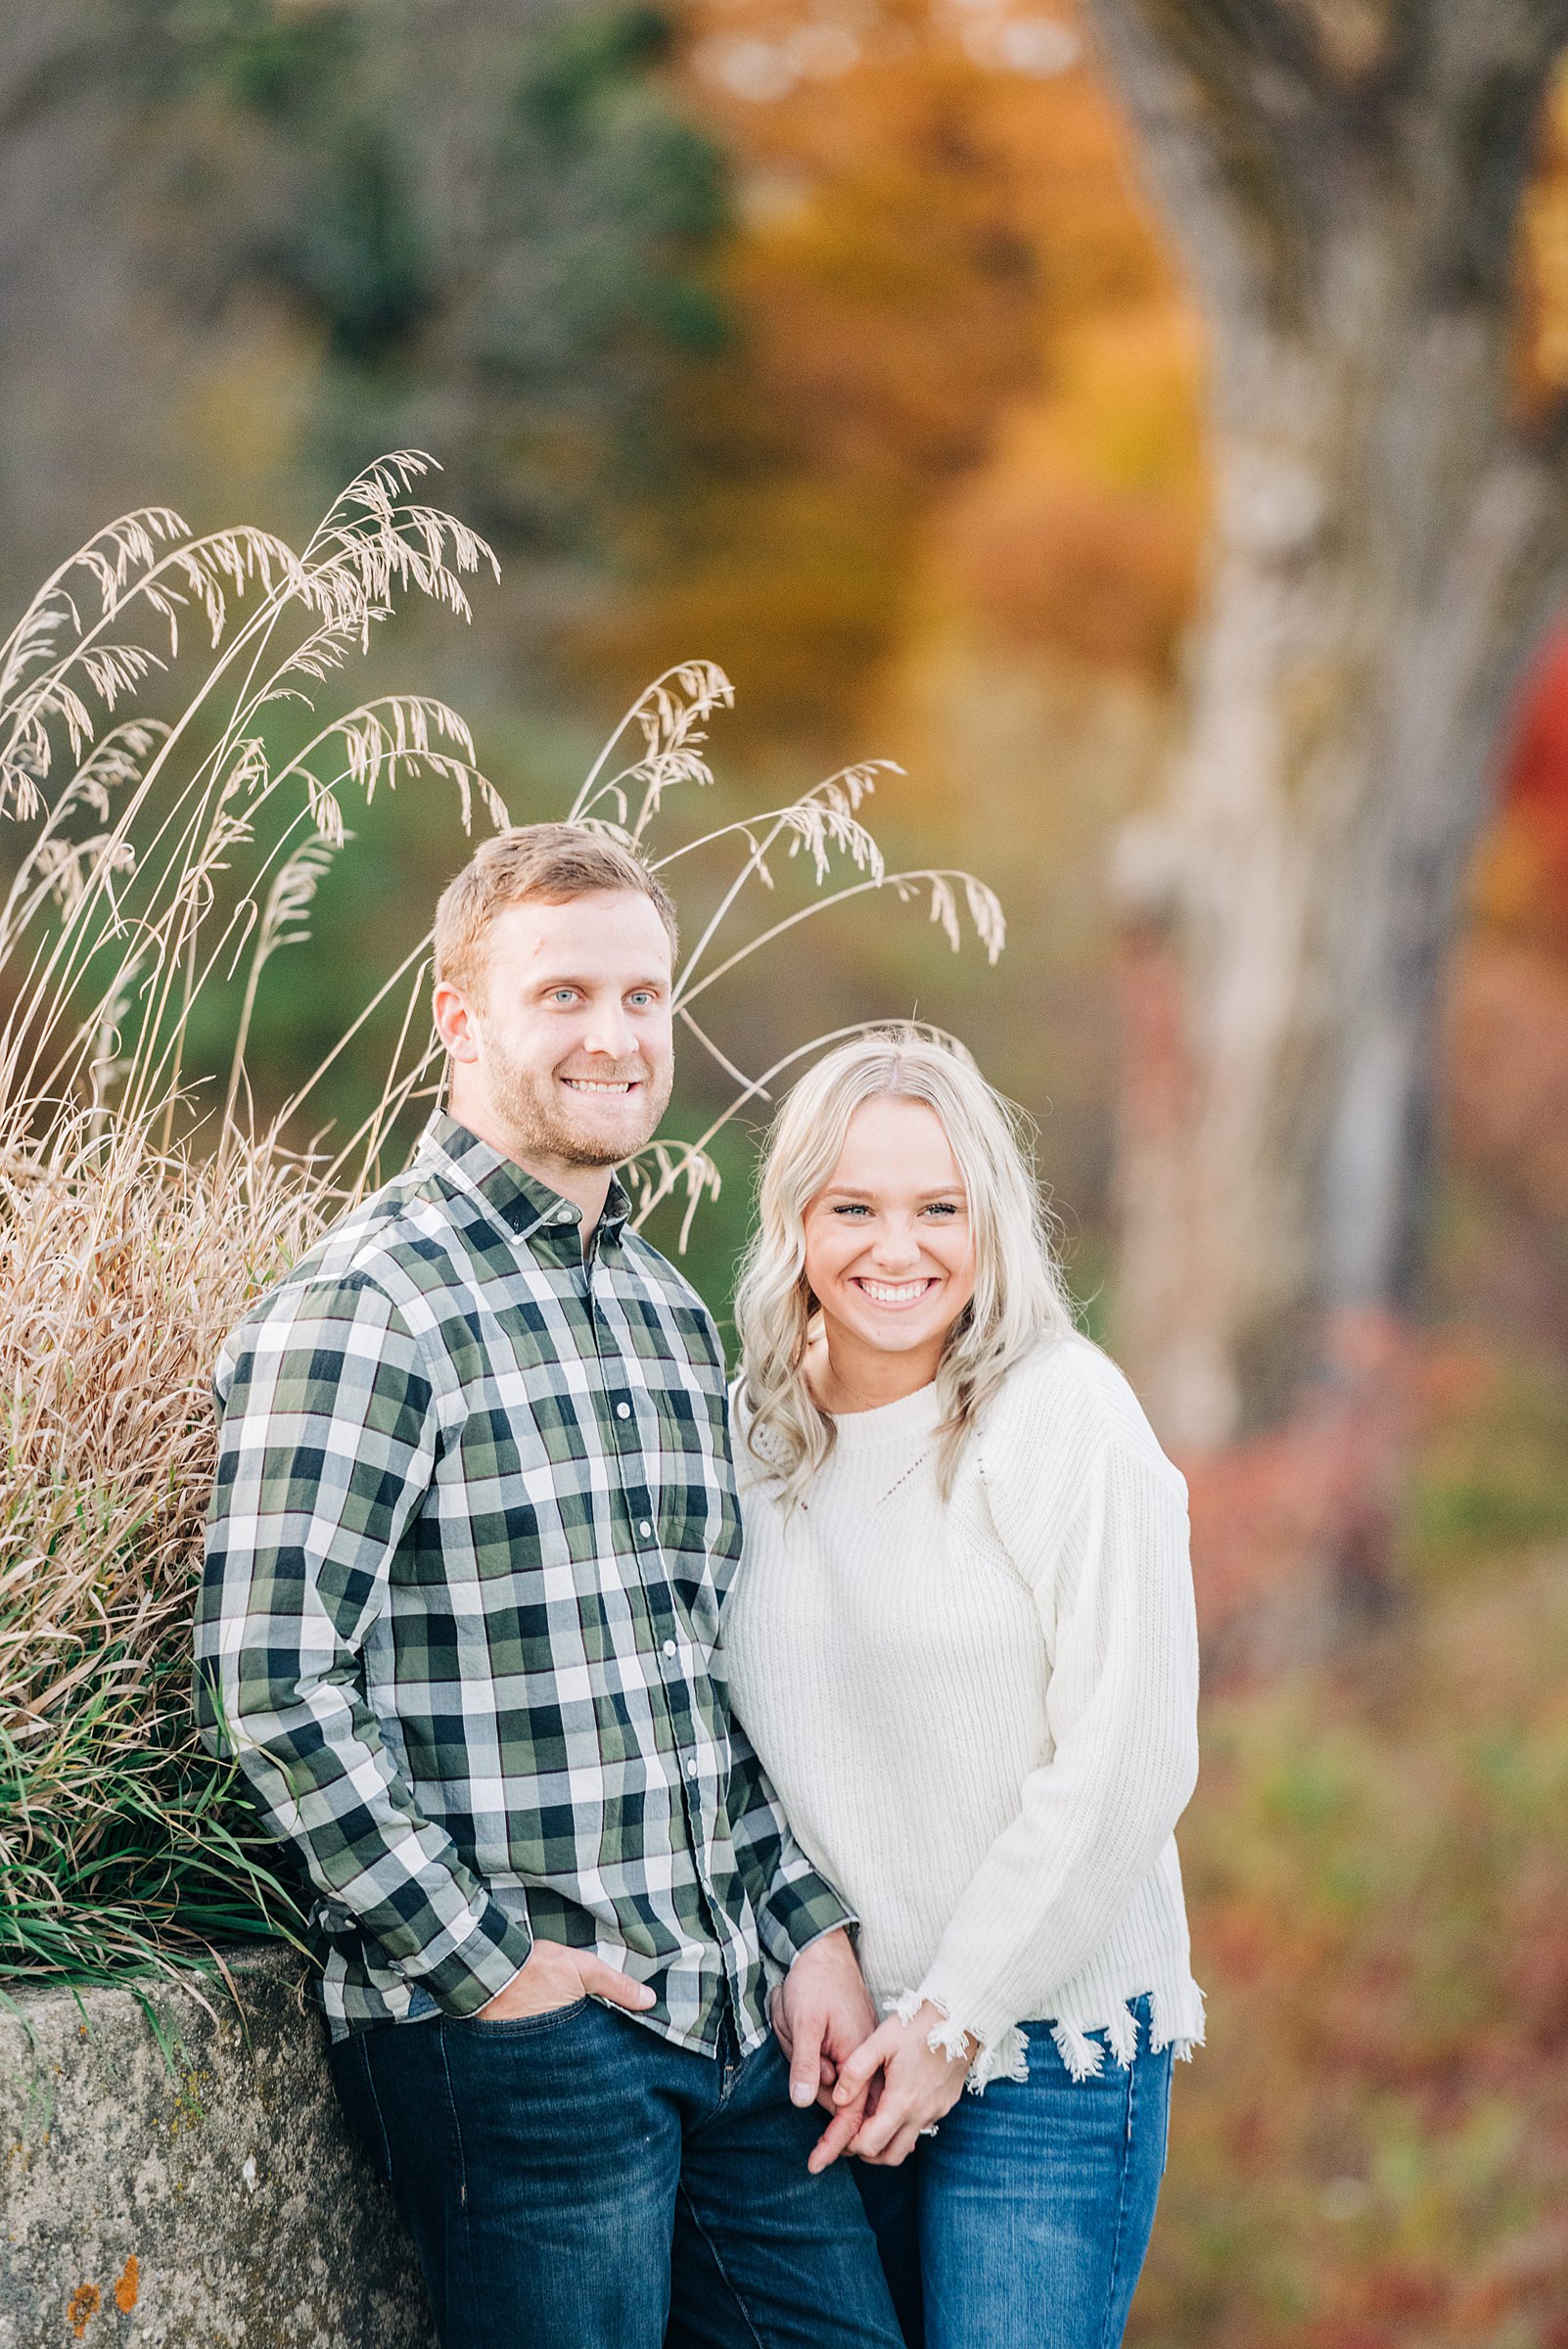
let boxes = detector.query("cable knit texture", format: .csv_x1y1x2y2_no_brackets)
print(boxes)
723,1334,1205,2088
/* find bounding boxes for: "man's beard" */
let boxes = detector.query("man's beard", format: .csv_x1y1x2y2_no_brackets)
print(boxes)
483,1035,671,1170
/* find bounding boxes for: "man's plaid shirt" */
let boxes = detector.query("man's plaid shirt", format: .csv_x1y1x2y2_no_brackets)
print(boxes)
195,1115,851,2049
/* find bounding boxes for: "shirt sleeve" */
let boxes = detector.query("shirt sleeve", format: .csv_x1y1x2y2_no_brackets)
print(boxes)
914,1390,1200,2056
193,1270,533,2017
724,1710,857,1973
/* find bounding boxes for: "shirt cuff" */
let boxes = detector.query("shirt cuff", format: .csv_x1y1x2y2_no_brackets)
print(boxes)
763,1872,857,1972
407,1897,535,2018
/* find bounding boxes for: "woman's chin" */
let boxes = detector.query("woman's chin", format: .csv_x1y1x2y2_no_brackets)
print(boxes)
842,1311,947,1358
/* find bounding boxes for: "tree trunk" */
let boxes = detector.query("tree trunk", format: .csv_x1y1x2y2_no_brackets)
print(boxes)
1084,0,1568,1642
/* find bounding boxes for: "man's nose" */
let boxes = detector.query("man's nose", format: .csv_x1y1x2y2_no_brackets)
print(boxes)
579,996,637,1061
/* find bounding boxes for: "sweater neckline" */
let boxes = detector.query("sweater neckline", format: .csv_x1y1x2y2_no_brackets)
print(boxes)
826,1379,944,1451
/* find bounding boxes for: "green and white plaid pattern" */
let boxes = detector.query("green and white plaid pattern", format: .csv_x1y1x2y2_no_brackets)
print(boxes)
195,1114,850,2047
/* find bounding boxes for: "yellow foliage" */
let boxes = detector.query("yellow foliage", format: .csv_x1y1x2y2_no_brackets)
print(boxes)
1513,49,1568,419
596,0,1206,737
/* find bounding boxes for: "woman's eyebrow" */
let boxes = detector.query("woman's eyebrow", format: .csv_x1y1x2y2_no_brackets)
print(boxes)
818,1184,966,1200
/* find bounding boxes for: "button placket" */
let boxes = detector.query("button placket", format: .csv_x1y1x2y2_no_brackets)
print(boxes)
581,1277,740,2044
588,1301,700,1800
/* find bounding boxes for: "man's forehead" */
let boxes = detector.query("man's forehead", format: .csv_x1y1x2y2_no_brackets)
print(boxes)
489,892,672,973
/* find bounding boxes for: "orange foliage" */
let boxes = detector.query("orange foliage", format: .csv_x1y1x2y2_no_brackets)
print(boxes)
1484,624,1568,937
1447,936,1568,1216
594,0,1204,743
935,311,1203,675
1514,49,1568,424
1453,624,1568,1219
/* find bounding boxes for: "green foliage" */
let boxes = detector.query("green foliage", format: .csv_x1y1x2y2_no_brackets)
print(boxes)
1137,1543,1568,2344
166,0,352,115
1407,1349,1568,1565
0,1705,305,1987
145,0,731,549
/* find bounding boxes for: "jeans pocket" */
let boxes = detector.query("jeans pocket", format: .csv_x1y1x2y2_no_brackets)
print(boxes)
452,1995,592,2038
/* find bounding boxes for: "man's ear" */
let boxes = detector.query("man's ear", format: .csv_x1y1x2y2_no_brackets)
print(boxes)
433,981,481,1063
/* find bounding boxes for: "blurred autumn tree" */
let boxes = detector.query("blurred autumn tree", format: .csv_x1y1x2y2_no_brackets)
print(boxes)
580,0,1205,1257
1077,1,1568,1620
0,0,1213,1313
602,0,1201,738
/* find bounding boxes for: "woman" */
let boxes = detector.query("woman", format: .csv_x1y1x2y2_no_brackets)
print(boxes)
724,1031,1203,2349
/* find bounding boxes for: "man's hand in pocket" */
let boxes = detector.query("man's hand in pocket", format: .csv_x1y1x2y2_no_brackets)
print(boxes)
476,1941,657,2021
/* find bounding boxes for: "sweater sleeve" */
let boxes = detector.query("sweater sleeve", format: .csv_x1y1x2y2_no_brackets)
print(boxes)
913,1355,1199,2056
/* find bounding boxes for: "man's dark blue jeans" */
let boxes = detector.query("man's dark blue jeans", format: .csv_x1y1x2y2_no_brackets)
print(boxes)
329,1996,905,2349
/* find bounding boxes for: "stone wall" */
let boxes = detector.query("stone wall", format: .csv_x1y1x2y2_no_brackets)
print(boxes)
0,1949,437,2349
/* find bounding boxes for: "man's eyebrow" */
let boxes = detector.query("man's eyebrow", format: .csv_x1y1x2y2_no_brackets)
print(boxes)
528,970,669,991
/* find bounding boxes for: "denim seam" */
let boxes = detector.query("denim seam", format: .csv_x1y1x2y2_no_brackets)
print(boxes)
435,2026,471,2214
674,2180,768,2349
1097,2056,1138,2349
356,2038,396,2183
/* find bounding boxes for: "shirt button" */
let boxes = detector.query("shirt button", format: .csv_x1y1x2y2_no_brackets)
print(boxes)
638,1520,653,1539
684,1757,699,1780
616,1403,631,1419
662,1639,676,1659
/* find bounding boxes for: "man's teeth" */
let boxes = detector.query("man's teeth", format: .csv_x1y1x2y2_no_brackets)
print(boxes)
563,1079,634,1093
857,1279,934,1305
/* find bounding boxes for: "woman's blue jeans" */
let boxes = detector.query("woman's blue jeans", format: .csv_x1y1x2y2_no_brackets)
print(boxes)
852,1999,1173,2349
328,1995,904,2349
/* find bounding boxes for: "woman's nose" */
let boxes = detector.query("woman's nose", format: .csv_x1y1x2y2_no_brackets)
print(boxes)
870,1221,922,1267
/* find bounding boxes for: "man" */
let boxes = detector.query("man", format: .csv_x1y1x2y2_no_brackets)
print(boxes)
196,825,901,2349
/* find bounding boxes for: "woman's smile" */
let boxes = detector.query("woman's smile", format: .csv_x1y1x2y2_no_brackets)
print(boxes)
851,1276,940,1308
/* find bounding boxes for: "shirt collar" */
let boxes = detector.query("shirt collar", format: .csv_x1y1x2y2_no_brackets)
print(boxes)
421,1113,632,1247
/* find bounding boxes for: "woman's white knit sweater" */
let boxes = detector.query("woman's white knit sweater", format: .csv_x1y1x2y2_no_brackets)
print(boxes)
724,1333,1204,2086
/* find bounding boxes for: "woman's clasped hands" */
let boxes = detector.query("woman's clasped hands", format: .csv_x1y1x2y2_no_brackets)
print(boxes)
800,1998,977,2176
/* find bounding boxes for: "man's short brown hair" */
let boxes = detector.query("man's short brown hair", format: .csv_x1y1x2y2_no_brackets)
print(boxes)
433,823,678,1003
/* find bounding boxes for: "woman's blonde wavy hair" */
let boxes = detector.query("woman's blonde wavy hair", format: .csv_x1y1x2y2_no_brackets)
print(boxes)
733,1029,1075,1506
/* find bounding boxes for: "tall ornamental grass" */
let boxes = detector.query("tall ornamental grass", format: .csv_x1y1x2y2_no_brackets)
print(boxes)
0,454,1002,1988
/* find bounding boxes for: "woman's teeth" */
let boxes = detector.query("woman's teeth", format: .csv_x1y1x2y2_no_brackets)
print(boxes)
854,1278,934,1305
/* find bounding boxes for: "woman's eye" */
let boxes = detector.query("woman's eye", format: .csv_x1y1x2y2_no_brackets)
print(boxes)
832,1203,871,1218
922,1201,960,1218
